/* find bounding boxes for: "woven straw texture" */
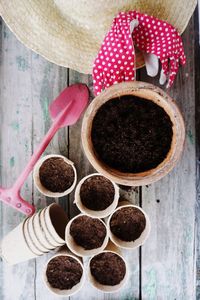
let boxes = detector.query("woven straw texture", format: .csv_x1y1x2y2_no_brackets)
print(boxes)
0,0,197,74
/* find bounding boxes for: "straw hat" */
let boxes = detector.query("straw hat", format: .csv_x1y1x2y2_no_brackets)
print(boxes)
0,0,196,74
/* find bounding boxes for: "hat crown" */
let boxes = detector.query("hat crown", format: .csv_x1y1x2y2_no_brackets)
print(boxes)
54,0,135,29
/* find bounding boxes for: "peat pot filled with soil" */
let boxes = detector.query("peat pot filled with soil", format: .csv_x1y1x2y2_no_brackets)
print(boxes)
33,154,77,197
43,253,85,296
82,81,185,186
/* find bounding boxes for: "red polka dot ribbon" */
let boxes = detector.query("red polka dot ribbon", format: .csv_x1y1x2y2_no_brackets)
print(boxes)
93,11,186,95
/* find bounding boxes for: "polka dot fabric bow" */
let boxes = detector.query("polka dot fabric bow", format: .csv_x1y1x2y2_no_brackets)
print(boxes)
93,13,138,95
93,11,186,95
131,11,186,87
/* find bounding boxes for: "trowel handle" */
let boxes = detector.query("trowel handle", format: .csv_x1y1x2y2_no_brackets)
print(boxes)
12,124,58,192
0,188,35,216
12,101,72,192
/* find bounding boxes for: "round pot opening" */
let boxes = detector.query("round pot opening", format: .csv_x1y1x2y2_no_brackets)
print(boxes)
82,81,185,186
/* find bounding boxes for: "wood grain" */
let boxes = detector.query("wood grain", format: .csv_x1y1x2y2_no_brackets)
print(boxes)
0,23,140,300
30,50,70,300
68,70,140,300
139,16,196,299
0,21,35,300
0,11,197,300
195,5,200,299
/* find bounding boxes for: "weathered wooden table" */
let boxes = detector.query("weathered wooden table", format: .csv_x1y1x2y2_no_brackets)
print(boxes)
0,9,199,300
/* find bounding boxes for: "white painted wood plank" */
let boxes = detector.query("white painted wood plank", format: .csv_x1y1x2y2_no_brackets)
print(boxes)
30,51,70,300
0,21,70,300
140,17,196,299
0,21,35,300
195,5,200,297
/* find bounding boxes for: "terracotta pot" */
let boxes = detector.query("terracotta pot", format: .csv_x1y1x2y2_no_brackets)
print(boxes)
81,81,185,186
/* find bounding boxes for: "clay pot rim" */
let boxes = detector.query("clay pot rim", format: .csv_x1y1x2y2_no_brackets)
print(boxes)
43,253,85,297
88,250,129,293
33,154,77,197
81,81,185,186
74,172,120,218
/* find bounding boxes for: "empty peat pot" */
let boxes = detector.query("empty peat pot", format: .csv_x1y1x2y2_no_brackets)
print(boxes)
33,154,77,197
82,81,185,186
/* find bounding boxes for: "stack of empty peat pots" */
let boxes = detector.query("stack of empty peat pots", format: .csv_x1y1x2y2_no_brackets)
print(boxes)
0,203,68,264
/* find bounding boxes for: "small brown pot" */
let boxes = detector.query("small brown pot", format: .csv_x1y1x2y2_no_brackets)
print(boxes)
81,81,185,186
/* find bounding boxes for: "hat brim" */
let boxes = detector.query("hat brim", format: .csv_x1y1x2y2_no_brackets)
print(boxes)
0,0,196,74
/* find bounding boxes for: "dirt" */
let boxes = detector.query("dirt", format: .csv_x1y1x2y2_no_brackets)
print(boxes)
46,256,82,290
70,215,106,250
80,175,115,210
39,157,74,192
91,95,173,173
110,206,146,241
90,252,126,286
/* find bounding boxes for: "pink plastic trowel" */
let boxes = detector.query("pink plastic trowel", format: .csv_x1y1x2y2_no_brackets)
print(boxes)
0,83,89,216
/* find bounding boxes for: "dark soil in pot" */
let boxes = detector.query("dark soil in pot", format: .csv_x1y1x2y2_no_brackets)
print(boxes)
91,95,173,173
80,175,115,211
110,206,146,242
90,252,126,286
70,215,106,250
46,256,82,290
39,157,74,192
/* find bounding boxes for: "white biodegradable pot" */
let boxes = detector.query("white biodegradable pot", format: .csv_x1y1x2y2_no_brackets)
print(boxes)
40,208,63,248
43,252,85,297
23,218,44,256
107,204,151,249
33,154,77,197
74,173,119,218
44,203,68,245
0,220,39,265
32,210,57,250
65,214,109,257
88,250,128,293
27,216,49,253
